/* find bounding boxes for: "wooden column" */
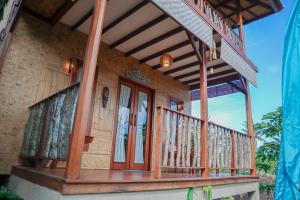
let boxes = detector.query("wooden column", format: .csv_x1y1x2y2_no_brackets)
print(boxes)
245,81,256,176
199,42,209,177
237,12,245,53
65,0,107,179
154,107,163,178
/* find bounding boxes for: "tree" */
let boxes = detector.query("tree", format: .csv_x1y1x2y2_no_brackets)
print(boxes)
254,107,282,175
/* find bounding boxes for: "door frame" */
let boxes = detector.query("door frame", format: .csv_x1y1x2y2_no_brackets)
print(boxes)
110,77,154,171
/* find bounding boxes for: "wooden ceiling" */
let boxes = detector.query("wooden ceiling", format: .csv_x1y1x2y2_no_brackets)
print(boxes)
21,0,283,92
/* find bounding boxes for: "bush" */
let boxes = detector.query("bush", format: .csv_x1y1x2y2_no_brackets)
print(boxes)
0,186,23,200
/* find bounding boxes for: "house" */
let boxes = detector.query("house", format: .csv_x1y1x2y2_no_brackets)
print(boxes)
0,0,283,199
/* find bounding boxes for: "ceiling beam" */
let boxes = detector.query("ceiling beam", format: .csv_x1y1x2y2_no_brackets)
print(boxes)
110,14,168,48
181,63,229,84
71,8,94,31
186,31,203,64
152,51,195,69
174,68,236,80
125,27,184,56
189,74,240,90
164,61,199,75
103,0,149,34
50,0,79,25
140,40,190,63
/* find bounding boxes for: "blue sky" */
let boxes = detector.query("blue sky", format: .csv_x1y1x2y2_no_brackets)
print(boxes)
192,0,293,132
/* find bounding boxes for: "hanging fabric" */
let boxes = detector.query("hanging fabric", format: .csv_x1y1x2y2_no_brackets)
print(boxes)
275,1,300,199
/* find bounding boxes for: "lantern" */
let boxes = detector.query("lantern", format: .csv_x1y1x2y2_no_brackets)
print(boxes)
160,54,173,68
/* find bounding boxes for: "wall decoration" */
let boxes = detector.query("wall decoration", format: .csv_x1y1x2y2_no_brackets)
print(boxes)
102,86,109,108
126,70,150,85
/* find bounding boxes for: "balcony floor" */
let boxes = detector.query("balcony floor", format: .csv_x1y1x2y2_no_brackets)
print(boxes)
11,165,259,195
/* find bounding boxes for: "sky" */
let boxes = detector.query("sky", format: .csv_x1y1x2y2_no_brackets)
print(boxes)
192,0,293,132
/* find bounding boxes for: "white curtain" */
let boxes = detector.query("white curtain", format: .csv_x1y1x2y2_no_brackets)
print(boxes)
114,85,131,162
134,92,148,164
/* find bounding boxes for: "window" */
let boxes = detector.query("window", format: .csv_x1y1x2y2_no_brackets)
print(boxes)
169,96,184,112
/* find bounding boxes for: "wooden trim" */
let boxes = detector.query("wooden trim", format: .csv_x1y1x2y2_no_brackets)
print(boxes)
245,80,256,176
12,166,259,194
199,42,209,177
65,0,108,179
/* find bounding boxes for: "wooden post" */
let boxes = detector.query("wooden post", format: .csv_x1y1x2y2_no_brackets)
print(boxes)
154,107,163,178
199,42,209,177
65,0,107,179
245,81,256,176
230,131,236,176
237,12,245,53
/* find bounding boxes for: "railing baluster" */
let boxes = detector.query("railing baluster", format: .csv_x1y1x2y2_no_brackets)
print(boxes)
181,116,187,167
170,112,177,167
154,107,163,178
176,115,183,167
162,110,170,166
197,120,201,168
230,130,236,176
186,118,192,167
192,119,198,167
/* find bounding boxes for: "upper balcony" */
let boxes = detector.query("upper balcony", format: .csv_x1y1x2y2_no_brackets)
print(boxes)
21,0,283,95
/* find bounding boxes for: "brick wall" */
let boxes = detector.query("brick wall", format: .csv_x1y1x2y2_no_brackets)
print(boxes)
0,12,191,174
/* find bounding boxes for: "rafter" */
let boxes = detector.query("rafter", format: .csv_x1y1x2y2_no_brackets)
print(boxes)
125,27,184,56
71,8,94,31
110,14,168,48
50,0,79,25
140,40,190,63
103,0,149,34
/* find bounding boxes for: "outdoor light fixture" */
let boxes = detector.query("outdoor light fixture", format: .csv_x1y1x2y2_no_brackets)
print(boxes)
160,54,173,68
210,67,214,74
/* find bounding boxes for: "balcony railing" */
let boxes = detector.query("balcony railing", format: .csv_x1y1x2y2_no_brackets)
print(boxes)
21,84,79,162
184,0,243,52
154,106,253,177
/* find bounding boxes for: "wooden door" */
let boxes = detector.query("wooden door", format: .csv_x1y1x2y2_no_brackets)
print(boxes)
112,79,153,170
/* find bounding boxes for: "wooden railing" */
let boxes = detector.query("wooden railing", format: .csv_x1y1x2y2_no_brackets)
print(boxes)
154,106,253,177
21,83,79,162
184,0,243,52
208,122,252,176
154,106,204,176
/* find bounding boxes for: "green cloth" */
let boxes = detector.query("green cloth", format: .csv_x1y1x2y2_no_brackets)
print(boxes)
203,186,213,200
0,0,8,21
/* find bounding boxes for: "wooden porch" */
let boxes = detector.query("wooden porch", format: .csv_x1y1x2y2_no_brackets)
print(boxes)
11,165,259,194
7,0,282,196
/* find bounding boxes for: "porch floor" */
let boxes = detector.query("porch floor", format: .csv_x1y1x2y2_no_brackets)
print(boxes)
11,166,259,194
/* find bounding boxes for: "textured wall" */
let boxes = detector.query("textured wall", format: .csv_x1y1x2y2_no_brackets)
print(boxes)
0,12,191,174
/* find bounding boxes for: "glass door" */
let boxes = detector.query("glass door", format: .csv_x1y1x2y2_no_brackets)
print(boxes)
112,79,153,170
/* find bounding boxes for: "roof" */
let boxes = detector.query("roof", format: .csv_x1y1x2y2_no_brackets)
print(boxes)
208,0,284,27
23,0,284,28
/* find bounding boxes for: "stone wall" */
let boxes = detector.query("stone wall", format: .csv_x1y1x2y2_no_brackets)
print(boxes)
0,12,191,174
